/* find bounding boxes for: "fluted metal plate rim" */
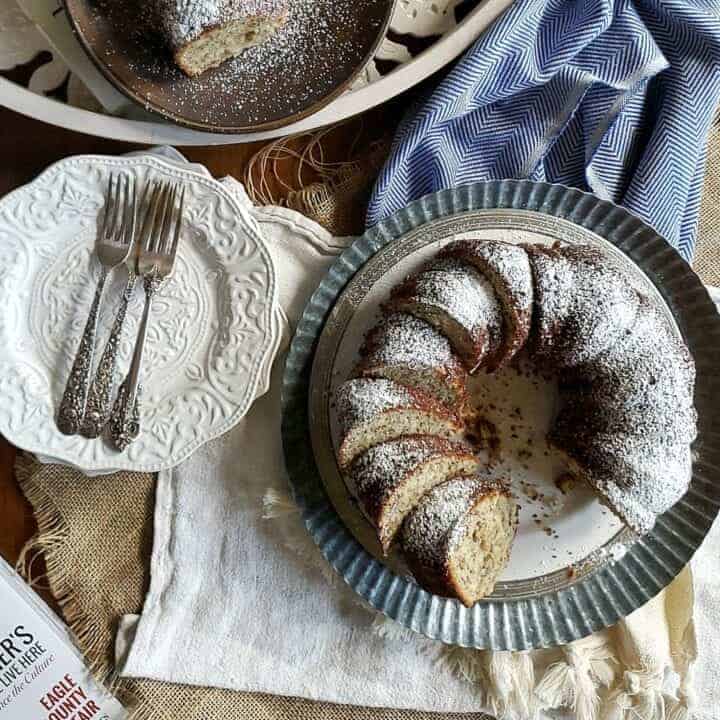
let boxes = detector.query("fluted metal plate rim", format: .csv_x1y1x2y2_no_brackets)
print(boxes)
281,180,720,650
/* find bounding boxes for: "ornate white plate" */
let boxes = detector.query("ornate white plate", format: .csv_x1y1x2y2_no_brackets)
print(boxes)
0,154,279,473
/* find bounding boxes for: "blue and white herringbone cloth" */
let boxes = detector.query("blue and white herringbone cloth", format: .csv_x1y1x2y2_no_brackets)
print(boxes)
367,0,720,261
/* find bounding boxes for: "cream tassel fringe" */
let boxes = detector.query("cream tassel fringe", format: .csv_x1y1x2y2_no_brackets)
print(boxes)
263,485,700,720
535,635,616,720
482,651,538,720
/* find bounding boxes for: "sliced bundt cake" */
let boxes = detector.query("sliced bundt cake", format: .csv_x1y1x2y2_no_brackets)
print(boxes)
388,258,503,373
440,239,533,370
400,474,517,606
357,313,469,412
526,242,640,369
331,236,697,602
345,435,478,554
334,378,464,469
551,430,692,534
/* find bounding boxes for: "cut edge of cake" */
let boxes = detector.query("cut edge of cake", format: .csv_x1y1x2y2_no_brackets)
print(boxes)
401,474,518,606
345,435,479,554
162,1,289,77
335,378,465,470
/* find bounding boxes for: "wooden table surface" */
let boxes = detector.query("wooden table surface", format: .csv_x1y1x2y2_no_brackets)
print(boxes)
0,103,372,568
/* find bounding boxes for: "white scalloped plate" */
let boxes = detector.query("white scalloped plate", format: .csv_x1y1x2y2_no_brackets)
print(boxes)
0,154,279,473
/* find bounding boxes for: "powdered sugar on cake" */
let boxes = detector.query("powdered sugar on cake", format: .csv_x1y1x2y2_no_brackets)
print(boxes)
347,436,470,500
156,0,288,49
108,0,381,125
402,475,509,565
528,244,641,367
361,313,462,371
393,258,503,348
335,378,417,429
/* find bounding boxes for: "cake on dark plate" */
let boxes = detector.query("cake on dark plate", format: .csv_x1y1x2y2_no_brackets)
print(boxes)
156,0,288,76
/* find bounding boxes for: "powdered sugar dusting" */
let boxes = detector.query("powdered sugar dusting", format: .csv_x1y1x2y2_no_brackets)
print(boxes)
91,0,385,127
335,378,415,430
528,244,641,367
441,239,533,366
361,313,463,372
556,299,696,441
443,240,533,308
347,435,472,503
157,0,288,48
392,257,503,358
401,475,510,569
552,301,696,532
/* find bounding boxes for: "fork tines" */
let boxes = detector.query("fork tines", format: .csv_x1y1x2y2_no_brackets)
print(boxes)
139,181,185,259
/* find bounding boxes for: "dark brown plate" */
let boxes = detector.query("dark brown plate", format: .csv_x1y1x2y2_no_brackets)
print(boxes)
63,0,395,134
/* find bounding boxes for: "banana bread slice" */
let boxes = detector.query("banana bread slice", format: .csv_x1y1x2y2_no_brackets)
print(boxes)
388,258,503,373
440,240,533,370
357,313,470,413
334,378,464,469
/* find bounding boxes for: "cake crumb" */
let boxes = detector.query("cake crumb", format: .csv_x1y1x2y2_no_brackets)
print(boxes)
554,472,575,494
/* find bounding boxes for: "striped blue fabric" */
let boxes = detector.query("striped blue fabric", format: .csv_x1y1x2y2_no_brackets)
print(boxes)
367,0,720,260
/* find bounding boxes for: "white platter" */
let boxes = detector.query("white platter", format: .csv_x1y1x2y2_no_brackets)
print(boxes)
0,0,512,144
0,154,279,474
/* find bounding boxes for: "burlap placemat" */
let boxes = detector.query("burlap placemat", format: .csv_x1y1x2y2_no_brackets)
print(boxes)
14,116,720,720
18,458,491,720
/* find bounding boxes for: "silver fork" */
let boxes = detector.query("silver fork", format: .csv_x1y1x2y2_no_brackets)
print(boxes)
80,186,147,438
109,181,185,451
56,174,136,437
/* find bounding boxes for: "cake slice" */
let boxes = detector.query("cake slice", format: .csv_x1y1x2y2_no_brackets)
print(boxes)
389,258,503,373
345,435,478,554
157,0,289,77
440,240,533,370
334,378,464,469
357,313,469,412
400,474,517,606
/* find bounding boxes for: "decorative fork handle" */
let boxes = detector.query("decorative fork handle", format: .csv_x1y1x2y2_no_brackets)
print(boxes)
80,273,137,439
57,268,109,436
109,274,162,451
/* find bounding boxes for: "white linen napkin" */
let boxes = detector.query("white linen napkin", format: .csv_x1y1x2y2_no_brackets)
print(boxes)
115,187,492,713
115,166,720,719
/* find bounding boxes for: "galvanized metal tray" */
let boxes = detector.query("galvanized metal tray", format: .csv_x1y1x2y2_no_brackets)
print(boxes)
281,180,720,649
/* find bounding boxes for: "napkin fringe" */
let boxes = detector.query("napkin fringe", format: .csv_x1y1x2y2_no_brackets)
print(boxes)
482,651,538,720
535,637,616,720
262,483,699,720
14,454,121,686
